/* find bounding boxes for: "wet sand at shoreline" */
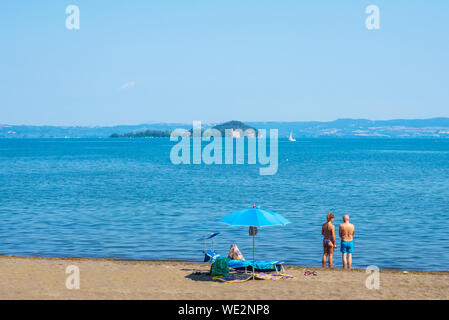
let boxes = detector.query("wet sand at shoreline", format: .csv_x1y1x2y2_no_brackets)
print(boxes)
0,256,448,300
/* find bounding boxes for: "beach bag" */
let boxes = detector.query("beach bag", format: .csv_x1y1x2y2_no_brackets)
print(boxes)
228,244,245,261
249,226,258,236
211,257,230,276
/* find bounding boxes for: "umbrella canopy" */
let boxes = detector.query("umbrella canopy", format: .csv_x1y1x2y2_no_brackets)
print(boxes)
218,206,290,227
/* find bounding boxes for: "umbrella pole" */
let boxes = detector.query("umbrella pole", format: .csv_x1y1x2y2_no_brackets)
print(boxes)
252,234,255,279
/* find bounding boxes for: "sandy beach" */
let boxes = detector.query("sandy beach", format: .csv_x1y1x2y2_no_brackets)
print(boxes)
0,255,448,300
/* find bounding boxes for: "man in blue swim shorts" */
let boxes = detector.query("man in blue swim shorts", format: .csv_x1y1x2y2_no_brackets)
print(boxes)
339,215,355,269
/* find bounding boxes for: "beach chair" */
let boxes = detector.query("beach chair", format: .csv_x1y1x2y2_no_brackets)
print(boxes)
196,233,220,262
228,259,286,274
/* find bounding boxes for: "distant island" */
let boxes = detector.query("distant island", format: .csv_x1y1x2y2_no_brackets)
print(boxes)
2,118,449,138
111,121,257,138
110,129,171,138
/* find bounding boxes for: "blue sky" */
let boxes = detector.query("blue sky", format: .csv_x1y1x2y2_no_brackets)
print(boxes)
1,1,448,126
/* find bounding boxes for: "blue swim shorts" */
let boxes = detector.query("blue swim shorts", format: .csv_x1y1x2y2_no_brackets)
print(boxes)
340,240,354,253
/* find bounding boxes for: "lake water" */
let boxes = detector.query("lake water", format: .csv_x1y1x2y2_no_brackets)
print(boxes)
0,138,448,271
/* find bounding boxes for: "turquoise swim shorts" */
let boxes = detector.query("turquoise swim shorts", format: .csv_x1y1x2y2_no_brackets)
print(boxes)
340,240,354,253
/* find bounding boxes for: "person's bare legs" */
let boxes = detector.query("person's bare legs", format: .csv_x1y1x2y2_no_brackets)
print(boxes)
328,244,334,268
322,242,333,268
322,252,328,268
347,253,352,269
322,242,329,267
342,253,347,269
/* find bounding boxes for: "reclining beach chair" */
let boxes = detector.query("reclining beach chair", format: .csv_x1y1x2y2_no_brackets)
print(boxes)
228,259,285,274
203,250,285,274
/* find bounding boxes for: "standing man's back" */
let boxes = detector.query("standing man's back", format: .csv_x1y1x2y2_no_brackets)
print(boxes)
339,215,355,269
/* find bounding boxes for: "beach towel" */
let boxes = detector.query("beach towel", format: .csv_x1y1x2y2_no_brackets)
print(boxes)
228,260,283,271
211,257,231,276
227,244,245,261
213,272,294,283
254,273,295,280
213,274,252,283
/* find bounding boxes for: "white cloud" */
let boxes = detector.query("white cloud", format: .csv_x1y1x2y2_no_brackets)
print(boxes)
120,81,135,90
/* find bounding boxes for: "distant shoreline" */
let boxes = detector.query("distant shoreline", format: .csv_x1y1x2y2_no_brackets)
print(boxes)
3,118,449,139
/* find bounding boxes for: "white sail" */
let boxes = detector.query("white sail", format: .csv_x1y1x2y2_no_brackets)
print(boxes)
289,131,296,142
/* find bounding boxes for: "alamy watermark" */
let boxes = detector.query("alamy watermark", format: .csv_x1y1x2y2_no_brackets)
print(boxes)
66,5,80,30
365,5,380,30
64,5,379,31
169,121,278,175
365,265,380,290
65,265,80,290
64,5,380,31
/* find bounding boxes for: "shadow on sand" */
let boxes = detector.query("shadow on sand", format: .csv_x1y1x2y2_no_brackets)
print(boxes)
185,271,216,282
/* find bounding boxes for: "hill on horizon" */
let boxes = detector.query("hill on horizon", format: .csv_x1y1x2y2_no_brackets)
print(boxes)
212,120,258,137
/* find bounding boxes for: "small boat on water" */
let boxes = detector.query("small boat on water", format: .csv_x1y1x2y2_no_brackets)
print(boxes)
288,131,296,142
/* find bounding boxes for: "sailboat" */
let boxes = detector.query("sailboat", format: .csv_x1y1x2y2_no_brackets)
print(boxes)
288,131,296,142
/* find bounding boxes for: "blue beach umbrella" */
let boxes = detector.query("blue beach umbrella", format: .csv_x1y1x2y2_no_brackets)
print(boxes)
218,205,290,277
